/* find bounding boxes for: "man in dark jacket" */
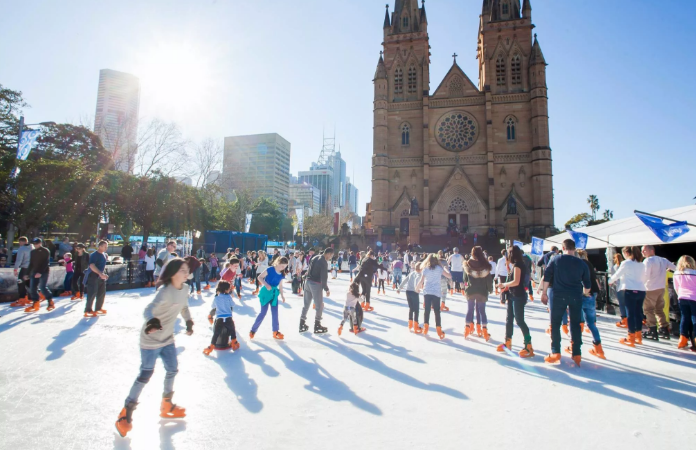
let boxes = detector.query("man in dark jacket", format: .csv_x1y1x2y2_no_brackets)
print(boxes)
299,248,333,334
71,243,90,300
25,238,54,312
355,251,379,311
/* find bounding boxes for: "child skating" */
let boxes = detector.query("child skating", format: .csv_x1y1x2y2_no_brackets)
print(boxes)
115,258,194,438
204,281,240,354
249,257,288,340
338,282,366,335
398,261,423,333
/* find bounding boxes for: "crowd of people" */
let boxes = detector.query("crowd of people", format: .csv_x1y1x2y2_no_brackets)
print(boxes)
2,236,694,438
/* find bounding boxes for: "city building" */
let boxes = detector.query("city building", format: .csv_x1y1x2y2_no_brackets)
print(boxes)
345,177,359,215
222,133,291,212
370,0,554,242
298,163,333,214
93,69,141,172
289,181,320,217
328,151,346,208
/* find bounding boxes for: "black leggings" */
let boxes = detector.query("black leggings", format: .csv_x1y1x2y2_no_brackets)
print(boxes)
211,317,236,344
406,291,420,322
145,270,154,283
359,277,373,304
378,280,385,291
505,296,531,342
424,294,442,327
71,272,85,294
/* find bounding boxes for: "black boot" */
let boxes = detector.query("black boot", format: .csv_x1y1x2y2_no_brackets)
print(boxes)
643,326,659,341
299,319,309,333
658,326,671,340
314,321,328,334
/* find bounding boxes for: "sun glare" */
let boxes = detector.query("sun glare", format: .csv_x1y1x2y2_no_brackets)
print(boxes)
135,40,214,112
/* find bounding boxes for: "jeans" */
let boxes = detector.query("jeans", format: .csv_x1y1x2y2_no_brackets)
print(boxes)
212,317,237,344
550,295,582,355
616,289,627,318
393,268,403,287
210,266,218,280
679,299,696,337
423,294,442,327
301,280,324,322
189,270,201,293
337,258,343,271
17,268,29,298
466,298,488,326
252,303,279,332
85,275,106,313
582,294,601,344
125,343,178,405
30,272,53,302
64,272,73,292
547,288,568,325
349,264,357,280
234,277,241,296
406,291,420,323
624,290,646,334
451,271,464,291
505,296,531,343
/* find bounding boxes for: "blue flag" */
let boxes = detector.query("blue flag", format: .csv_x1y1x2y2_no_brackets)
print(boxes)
568,230,588,250
17,130,41,160
513,240,524,249
531,237,544,256
635,212,690,243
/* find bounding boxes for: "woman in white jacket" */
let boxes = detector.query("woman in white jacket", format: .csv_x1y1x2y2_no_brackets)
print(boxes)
608,247,646,347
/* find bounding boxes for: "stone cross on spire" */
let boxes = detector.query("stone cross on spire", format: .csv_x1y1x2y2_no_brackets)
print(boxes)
452,53,458,63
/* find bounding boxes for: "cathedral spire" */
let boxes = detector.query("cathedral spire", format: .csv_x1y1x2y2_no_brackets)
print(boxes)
529,34,547,66
420,0,428,24
522,0,532,18
384,4,391,29
374,51,387,80
392,0,420,34
490,0,521,22
482,0,491,16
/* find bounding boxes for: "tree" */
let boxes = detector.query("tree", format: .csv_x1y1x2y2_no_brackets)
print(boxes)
564,213,591,230
188,137,222,188
602,210,614,221
133,119,189,178
249,198,284,238
587,195,600,221
303,214,333,241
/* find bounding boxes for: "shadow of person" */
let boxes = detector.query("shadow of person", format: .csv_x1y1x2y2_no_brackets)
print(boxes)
311,337,467,400
159,419,186,450
45,318,97,361
254,342,382,415
343,328,425,364
112,433,132,450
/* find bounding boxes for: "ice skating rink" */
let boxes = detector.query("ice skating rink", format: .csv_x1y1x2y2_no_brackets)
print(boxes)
1,273,695,450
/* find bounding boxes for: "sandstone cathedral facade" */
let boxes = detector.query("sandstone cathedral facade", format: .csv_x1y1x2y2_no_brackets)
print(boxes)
370,0,554,243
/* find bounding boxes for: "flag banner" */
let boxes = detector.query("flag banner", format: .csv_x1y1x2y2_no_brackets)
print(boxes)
295,208,304,233
10,166,20,179
568,230,589,250
245,214,252,233
513,240,524,249
17,130,41,160
635,212,690,243
531,237,544,256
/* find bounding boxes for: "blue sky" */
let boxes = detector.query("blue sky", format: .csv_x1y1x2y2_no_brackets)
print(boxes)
1,0,695,229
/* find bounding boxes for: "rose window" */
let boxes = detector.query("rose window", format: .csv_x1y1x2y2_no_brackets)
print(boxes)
436,111,479,151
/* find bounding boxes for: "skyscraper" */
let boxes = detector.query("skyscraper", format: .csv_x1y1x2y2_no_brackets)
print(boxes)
93,69,140,172
289,181,320,217
298,163,333,215
328,151,347,208
222,133,291,212
345,177,359,215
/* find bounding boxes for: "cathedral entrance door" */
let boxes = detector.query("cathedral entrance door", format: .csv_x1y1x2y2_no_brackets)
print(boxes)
459,214,469,229
400,218,410,236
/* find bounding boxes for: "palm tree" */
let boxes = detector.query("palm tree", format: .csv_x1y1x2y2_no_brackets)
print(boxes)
587,195,600,221
603,210,614,221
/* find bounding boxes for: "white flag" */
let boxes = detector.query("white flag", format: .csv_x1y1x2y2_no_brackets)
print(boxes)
17,130,41,160
295,208,304,233
245,214,252,233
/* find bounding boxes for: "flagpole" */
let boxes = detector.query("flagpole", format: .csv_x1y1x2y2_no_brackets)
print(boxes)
634,210,696,228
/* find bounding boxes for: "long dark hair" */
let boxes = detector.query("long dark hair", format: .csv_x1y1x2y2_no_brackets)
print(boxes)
349,282,360,298
156,258,187,288
471,246,485,261
508,246,523,265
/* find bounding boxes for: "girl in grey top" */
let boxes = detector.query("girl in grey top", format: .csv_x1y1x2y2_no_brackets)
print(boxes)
417,254,452,339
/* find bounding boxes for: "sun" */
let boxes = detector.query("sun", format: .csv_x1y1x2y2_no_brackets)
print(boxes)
134,39,215,113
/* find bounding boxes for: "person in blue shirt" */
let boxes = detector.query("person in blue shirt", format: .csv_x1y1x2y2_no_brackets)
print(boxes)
85,240,109,317
204,281,239,354
249,257,288,340
540,239,591,366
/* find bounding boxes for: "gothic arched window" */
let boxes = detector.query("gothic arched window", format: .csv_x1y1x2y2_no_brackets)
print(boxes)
502,1,510,16
402,123,410,146
511,54,521,85
394,68,403,94
408,66,417,93
496,54,506,86
402,16,409,28
506,117,516,141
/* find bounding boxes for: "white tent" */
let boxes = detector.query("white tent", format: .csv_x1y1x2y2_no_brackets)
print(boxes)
523,205,696,252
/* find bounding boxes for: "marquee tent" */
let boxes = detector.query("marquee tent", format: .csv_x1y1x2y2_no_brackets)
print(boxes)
523,205,696,252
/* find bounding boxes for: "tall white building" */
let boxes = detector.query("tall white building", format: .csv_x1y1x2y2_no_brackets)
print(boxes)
345,177,359,215
94,69,140,172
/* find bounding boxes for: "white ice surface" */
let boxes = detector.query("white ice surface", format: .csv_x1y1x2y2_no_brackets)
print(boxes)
1,273,695,450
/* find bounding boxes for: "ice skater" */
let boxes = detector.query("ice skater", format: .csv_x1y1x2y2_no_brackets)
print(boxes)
417,254,451,339
115,258,194,438
250,257,288,340
398,261,423,333
204,281,239,355
338,282,365,335
463,246,493,341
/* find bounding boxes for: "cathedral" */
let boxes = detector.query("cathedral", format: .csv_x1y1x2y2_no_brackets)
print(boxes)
370,0,554,244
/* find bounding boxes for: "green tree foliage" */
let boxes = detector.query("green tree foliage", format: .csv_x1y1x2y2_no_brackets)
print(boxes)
564,213,591,230
249,197,284,238
587,195,600,221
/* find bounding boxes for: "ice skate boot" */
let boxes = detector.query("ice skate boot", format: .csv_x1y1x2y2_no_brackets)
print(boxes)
96,309,107,315
273,331,284,340
24,302,40,313
476,324,483,337
423,324,429,335
496,338,512,352
115,402,137,437
338,325,343,336
658,326,671,340
436,326,445,340
364,302,374,312
589,343,606,359
314,321,328,334
518,343,534,358
482,327,490,342
160,392,186,418
562,324,569,336
353,325,366,334
572,355,582,367
643,326,659,341
544,353,561,364
616,317,627,328
408,320,413,331
230,339,240,351
203,345,214,355
619,333,635,347
249,331,256,339
440,301,449,312
677,336,689,349
46,300,55,311
413,322,422,334
10,297,31,307
634,331,643,345
464,324,473,339
299,319,309,333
